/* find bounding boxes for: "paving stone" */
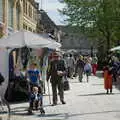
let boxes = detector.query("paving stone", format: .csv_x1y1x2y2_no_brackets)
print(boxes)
1,73,120,120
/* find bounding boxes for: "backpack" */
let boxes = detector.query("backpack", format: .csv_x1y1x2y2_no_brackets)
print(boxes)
84,63,92,72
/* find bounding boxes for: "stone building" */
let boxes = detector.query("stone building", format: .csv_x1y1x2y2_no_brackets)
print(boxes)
59,25,98,55
0,0,42,68
38,9,62,42
0,0,39,36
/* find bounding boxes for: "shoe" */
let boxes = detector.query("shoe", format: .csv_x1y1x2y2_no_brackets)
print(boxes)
40,108,45,114
28,108,33,114
52,103,57,106
110,89,112,93
61,100,66,104
106,90,109,94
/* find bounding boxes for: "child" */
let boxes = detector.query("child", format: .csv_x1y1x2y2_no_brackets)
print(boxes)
26,63,40,86
28,86,45,114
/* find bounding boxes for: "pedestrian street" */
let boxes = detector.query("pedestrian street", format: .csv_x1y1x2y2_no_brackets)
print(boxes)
4,73,120,120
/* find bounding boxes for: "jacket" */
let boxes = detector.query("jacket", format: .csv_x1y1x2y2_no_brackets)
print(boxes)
47,59,66,83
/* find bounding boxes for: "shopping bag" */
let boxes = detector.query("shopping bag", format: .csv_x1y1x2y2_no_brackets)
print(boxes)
63,76,70,91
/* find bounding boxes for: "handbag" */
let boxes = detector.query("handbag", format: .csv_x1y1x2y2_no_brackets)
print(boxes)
63,76,70,91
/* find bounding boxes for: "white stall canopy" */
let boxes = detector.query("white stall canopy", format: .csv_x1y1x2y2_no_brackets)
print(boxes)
110,46,120,51
0,30,61,49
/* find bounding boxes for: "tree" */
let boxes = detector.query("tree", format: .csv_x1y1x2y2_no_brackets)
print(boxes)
59,0,120,53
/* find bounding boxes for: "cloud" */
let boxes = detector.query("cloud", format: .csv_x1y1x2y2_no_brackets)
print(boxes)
42,0,65,11
47,10,66,25
36,0,66,25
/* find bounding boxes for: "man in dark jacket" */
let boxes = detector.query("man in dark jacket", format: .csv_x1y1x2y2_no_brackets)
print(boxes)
47,52,66,106
75,55,85,82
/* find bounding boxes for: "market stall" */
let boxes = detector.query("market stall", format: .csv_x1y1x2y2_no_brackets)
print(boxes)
0,30,61,99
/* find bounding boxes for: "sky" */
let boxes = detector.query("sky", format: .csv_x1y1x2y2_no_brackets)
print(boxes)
36,0,67,25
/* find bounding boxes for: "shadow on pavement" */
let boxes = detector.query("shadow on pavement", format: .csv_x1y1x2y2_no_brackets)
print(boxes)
38,113,69,119
92,83,104,86
38,113,62,117
67,110,120,117
10,106,67,118
78,92,120,96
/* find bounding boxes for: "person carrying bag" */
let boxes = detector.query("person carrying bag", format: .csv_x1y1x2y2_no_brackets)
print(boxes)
47,52,66,106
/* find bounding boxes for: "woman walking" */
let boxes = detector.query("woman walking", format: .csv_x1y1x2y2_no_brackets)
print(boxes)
103,65,112,94
84,58,92,82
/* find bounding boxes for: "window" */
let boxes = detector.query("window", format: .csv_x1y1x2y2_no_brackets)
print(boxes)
23,24,27,30
34,10,37,21
29,5,32,17
8,0,13,27
28,27,32,32
23,0,25,13
25,1,27,14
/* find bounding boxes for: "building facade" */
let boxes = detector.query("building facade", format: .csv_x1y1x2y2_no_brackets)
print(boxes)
38,9,62,42
59,25,98,55
0,0,39,36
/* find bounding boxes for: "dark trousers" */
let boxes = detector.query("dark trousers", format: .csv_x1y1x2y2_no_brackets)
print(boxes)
30,100,39,109
51,79,64,104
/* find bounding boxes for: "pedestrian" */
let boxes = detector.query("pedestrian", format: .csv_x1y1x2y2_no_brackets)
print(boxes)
92,54,98,76
47,52,66,106
84,58,92,82
13,64,23,89
75,55,85,82
66,54,75,78
103,65,113,94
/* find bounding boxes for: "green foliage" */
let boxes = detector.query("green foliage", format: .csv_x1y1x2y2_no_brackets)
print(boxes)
59,0,120,51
